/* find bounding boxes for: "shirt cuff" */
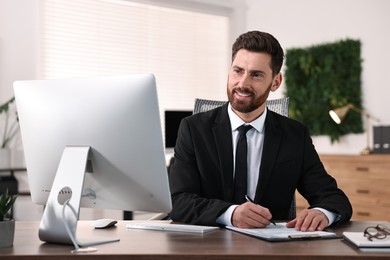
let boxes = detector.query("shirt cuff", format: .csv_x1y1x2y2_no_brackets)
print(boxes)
216,205,238,226
313,207,340,226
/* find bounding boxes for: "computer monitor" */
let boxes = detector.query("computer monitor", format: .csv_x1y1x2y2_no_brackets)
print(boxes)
164,110,192,149
13,74,172,248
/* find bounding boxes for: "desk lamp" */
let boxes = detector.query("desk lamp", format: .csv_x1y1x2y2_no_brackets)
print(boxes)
329,103,380,155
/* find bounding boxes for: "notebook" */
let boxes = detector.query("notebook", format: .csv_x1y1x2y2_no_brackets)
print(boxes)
126,220,220,234
226,222,338,241
343,232,390,249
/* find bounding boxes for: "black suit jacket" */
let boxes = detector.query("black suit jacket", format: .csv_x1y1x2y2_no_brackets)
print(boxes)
168,103,352,226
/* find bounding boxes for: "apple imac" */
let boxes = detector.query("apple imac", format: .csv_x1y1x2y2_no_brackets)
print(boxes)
13,74,172,251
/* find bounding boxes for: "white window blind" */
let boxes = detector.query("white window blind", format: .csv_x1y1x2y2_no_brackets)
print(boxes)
38,0,230,113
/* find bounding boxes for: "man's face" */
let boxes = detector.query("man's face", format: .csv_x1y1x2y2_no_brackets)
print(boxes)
227,49,281,120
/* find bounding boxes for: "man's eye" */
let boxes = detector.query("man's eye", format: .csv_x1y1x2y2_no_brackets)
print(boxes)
252,73,265,79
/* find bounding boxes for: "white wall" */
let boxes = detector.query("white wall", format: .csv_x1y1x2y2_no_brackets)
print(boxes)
1,0,389,155
0,0,38,100
244,0,390,154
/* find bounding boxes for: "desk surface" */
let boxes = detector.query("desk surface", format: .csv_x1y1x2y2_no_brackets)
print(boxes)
1,221,390,259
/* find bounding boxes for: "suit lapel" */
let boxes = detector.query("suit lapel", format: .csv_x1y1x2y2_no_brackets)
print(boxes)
212,104,234,201
255,111,282,201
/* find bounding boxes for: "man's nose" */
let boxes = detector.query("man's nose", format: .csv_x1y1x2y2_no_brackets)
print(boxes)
238,73,250,87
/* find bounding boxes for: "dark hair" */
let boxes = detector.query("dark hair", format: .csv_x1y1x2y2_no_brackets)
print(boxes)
232,31,284,76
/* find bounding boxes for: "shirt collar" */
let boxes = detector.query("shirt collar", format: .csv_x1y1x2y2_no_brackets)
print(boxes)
227,103,267,134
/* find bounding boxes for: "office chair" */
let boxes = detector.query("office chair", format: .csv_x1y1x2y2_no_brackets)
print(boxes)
193,97,289,115
193,97,296,220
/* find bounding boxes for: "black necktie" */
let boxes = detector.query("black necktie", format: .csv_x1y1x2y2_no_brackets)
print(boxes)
233,124,253,204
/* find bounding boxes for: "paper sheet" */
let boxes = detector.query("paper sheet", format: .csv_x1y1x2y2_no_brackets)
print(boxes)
226,222,338,241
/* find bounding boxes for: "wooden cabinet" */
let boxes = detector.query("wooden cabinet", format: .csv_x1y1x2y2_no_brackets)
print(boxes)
295,154,390,221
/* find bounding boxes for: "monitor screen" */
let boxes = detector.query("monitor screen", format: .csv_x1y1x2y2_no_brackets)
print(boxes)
164,110,192,148
14,74,172,214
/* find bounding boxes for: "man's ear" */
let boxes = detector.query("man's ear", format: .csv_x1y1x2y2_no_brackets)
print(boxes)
271,73,282,92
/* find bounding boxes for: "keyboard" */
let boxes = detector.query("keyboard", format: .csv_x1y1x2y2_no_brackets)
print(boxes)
126,221,219,234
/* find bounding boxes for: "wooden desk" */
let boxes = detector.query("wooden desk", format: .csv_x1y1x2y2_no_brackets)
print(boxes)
1,221,389,259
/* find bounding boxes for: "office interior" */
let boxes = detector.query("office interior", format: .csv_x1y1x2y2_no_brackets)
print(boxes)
0,0,389,222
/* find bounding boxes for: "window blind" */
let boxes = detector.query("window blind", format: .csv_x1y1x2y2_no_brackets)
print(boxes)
39,0,230,114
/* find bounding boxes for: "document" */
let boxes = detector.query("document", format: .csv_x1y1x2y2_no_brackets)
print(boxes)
226,222,338,241
343,232,390,250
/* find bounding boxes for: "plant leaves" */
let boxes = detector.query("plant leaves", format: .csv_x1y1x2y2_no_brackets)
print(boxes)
285,39,363,142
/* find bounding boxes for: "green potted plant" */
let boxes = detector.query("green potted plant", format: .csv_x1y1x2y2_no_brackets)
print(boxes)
0,97,19,168
0,189,17,248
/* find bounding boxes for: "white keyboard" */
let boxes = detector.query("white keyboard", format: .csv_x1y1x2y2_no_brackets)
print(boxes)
126,221,219,234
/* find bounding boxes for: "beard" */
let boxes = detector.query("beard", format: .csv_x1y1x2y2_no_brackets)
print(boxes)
227,82,272,113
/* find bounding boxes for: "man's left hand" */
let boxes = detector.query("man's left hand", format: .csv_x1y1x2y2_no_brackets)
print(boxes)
286,208,329,231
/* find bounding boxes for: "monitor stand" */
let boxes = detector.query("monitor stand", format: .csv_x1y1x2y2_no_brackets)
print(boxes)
38,146,119,252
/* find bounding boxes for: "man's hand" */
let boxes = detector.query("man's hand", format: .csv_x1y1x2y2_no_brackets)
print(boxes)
286,208,329,231
231,202,273,228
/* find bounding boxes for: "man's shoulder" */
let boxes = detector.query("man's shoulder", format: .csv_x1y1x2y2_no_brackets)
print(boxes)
267,109,307,130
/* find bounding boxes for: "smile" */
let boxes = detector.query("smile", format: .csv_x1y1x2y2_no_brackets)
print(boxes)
235,90,252,98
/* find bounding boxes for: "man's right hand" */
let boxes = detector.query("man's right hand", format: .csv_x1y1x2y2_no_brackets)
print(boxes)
231,202,273,228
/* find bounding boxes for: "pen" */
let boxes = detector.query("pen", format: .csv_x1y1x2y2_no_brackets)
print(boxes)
245,195,276,225
288,234,321,239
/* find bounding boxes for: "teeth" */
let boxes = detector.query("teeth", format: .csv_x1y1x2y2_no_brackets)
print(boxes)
236,91,250,97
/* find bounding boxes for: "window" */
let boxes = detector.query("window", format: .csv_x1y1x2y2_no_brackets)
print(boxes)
38,0,231,114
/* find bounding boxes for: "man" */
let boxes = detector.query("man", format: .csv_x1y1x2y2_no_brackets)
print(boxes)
168,31,352,231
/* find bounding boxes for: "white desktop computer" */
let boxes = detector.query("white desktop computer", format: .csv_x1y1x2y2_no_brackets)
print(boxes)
14,74,172,252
